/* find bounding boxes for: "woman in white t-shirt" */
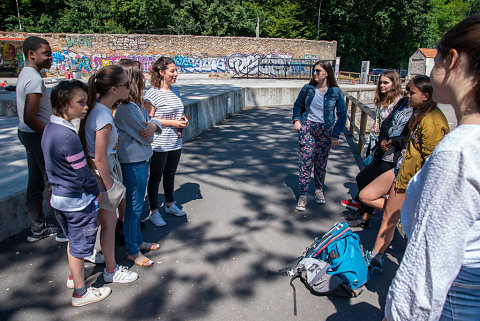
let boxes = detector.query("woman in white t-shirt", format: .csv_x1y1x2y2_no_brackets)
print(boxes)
144,57,188,226
79,65,138,284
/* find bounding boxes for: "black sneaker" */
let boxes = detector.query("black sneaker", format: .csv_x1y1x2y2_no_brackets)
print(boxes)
27,225,59,243
345,209,362,221
55,232,68,242
348,218,371,229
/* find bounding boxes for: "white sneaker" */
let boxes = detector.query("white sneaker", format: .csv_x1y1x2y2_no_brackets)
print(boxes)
66,265,95,289
149,210,167,226
72,287,111,307
165,202,186,216
103,265,138,283
84,249,105,264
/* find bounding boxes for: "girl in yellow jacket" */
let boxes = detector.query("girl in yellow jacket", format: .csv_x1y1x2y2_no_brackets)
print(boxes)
358,75,450,273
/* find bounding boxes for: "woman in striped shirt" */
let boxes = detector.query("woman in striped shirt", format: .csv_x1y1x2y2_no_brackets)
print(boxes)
145,57,188,226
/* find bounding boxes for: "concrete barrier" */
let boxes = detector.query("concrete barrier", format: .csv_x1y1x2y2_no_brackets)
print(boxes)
0,85,246,241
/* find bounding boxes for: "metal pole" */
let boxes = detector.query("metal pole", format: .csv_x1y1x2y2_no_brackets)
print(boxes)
15,0,22,31
256,17,259,38
316,0,322,39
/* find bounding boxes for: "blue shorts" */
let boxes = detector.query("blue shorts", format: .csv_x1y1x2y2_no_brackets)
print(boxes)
55,201,98,258
440,266,480,321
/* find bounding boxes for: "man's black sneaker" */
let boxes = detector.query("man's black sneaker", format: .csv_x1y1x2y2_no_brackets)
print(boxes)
55,232,68,242
27,225,59,243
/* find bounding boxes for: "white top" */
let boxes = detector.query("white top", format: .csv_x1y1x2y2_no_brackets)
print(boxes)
385,124,480,321
307,89,325,123
84,102,118,157
144,86,184,152
16,67,52,133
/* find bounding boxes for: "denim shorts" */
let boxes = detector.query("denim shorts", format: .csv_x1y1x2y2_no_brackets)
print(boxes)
55,201,98,258
440,266,480,321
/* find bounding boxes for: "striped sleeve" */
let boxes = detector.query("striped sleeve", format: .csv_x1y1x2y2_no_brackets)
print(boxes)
64,134,99,197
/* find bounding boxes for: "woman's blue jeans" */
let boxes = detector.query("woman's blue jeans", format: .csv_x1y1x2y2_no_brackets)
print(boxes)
121,161,149,256
440,266,480,321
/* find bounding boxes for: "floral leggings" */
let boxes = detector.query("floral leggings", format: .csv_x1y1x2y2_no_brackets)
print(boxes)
298,120,333,195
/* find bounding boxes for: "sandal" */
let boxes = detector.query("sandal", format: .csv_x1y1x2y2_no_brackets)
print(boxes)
140,242,160,251
127,254,153,267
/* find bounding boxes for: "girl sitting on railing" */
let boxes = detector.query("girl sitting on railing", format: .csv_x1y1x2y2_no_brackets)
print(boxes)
341,70,405,223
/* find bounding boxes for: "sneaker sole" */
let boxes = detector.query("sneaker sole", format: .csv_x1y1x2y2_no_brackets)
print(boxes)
165,211,186,217
315,198,326,204
27,233,56,243
55,236,68,242
295,206,306,211
103,275,138,283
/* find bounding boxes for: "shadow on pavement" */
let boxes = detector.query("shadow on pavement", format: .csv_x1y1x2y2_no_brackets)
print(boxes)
0,105,403,321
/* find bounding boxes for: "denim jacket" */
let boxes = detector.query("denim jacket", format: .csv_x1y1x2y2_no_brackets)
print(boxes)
292,84,347,139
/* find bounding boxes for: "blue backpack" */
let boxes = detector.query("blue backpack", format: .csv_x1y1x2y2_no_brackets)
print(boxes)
269,222,369,315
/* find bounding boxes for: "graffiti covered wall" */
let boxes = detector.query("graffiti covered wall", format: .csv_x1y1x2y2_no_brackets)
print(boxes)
0,32,336,77
0,38,24,74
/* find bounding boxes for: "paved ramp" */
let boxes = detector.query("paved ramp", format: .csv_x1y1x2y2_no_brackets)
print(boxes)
0,105,403,321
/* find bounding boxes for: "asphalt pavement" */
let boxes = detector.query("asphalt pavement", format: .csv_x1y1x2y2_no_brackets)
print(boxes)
0,105,406,321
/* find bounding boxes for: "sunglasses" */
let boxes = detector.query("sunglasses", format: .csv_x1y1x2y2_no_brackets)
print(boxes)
312,69,324,74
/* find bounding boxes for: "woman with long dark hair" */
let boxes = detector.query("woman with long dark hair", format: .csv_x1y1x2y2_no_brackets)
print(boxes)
384,15,480,320
145,57,188,226
292,61,347,211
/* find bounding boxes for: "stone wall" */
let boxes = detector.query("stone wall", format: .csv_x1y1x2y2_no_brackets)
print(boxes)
408,50,426,78
0,32,336,78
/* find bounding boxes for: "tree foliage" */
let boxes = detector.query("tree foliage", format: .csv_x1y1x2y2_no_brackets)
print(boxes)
1,0,476,70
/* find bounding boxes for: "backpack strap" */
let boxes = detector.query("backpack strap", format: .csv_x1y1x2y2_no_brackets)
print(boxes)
267,256,303,276
312,227,351,257
290,271,300,316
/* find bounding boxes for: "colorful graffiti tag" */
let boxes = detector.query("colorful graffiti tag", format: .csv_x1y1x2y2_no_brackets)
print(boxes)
0,42,23,70
1,34,329,78
227,53,311,77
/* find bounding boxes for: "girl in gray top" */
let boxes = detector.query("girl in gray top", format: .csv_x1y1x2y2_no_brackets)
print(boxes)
115,59,162,267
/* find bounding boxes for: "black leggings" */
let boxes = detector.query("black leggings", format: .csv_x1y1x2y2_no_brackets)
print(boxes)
147,149,182,210
354,156,395,215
